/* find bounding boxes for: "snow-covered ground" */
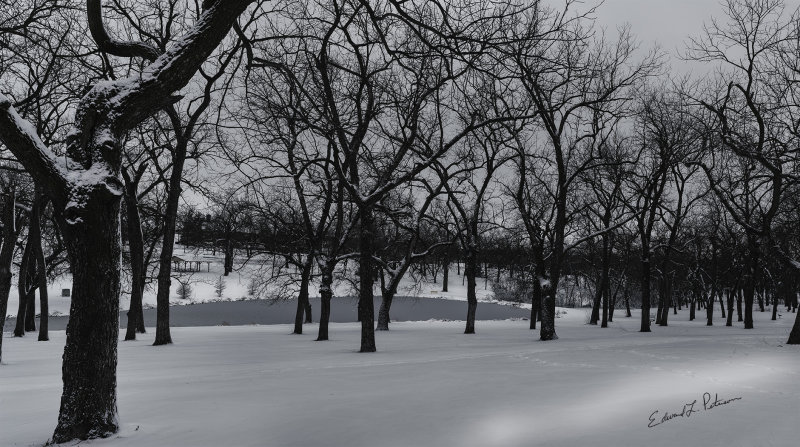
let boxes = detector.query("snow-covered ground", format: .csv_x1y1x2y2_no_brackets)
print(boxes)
2,308,798,447
5,247,499,318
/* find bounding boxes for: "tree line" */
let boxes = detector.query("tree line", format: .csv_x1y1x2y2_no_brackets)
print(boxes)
0,0,799,443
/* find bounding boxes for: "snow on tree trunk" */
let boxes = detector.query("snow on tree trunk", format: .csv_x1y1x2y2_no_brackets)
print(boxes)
53,193,122,443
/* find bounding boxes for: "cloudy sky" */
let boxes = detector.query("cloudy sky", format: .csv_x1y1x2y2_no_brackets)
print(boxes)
591,0,800,74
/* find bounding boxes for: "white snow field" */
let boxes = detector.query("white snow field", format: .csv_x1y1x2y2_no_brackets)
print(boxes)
2,307,799,447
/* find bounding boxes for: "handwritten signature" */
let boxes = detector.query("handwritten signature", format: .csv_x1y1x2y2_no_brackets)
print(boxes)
648,393,743,428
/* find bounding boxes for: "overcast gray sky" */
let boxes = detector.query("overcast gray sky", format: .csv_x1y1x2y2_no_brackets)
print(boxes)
592,0,800,75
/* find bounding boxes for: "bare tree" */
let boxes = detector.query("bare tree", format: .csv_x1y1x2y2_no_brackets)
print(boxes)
0,0,257,441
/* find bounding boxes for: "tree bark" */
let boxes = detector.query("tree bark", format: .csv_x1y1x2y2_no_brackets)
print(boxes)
706,289,715,326
590,276,601,325
530,270,541,329
376,288,394,331
726,290,734,326
640,251,652,332
788,309,800,344
31,193,48,341
293,258,312,334
154,138,188,346
317,264,334,341
442,259,449,292
358,205,376,352
539,276,558,340
223,222,234,276
123,176,146,341
0,191,20,363
464,248,478,334
14,228,35,337
52,194,122,443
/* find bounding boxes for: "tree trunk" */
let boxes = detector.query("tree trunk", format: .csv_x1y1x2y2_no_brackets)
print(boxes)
25,283,36,331
464,248,478,334
442,259,449,292
788,309,800,344
743,237,758,329
223,223,234,276
539,277,558,340
31,194,48,341
123,179,146,341
737,287,743,321
530,271,541,330
658,278,670,327
293,259,312,334
14,231,34,337
625,292,631,318
357,205,376,352
590,277,601,325
316,264,334,341
0,191,20,363
52,195,121,443
706,289,714,326
376,288,394,331
726,290,734,326
640,250,652,332
153,139,188,346
719,291,726,319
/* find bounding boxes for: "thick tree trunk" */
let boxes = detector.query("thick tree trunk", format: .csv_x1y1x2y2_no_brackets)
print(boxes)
358,205,376,352
124,180,146,341
719,291,726,319
464,249,478,334
689,293,696,321
52,196,121,443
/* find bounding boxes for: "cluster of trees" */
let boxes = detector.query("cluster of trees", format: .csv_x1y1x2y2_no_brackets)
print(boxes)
0,0,799,443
